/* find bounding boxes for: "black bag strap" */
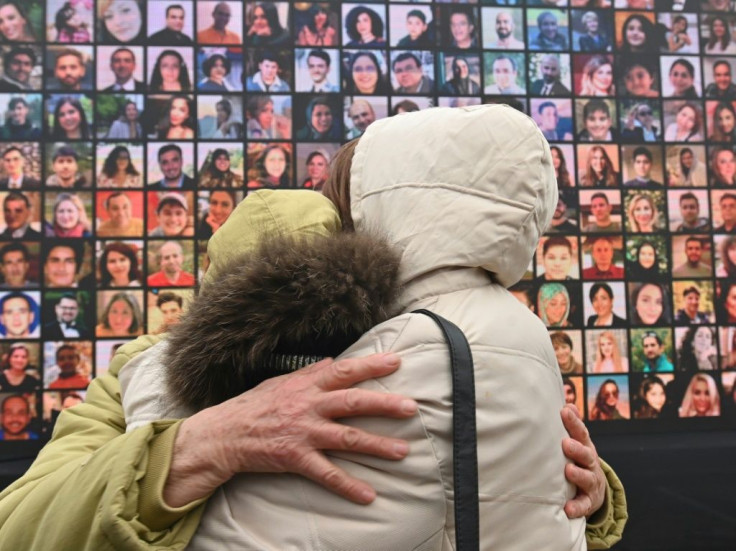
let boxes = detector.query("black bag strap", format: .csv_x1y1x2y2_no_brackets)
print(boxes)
412,309,479,551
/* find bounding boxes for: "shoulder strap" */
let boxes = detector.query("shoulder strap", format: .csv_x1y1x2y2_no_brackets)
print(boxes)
412,309,479,551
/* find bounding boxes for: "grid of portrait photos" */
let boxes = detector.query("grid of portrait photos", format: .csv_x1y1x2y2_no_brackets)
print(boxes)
0,0,735,447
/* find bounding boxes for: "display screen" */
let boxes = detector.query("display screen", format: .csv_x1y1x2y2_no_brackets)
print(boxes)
0,0,735,449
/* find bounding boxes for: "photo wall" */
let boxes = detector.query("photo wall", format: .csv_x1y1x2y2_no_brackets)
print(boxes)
1,0,736,449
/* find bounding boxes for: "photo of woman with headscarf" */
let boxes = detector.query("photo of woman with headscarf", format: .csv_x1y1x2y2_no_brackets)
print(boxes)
295,96,341,140
198,147,243,188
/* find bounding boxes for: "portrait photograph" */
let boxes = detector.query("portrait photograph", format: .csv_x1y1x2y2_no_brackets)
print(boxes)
295,143,340,191
586,374,630,420
618,99,662,143
667,189,710,232
535,235,580,282
562,375,585,417
438,4,479,50
95,240,144,289
527,9,569,52
0,142,41,189
45,45,93,91
95,94,144,140
143,94,195,141
197,47,243,92
664,144,707,187
96,0,146,44
0,0,44,44
719,327,736,369
617,55,660,99
147,47,194,94
0,290,41,339
630,373,675,420
0,240,40,288
293,94,342,141
535,280,582,329
0,341,41,391
661,56,702,99
438,97,482,109
341,50,388,95
295,48,340,94
389,51,435,95
662,99,705,143
573,54,615,97
623,190,667,233
0,190,41,237
196,143,245,189
0,94,41,140
702,57,736,99
41,290,93,340
570,9,613,53
344,96,386,140
574,98,618,142
145,191,195,238
196,189,243,239
244,1,289,48
579,188,622,232
43,191,93,239
95,142,143,188
146,239,195,288
705,100,736,143
549,187,578,235
482,7,525,51
244,49,292,93
293,2,340,48
615,11,657,54
585,328,629,374
95,290,144,338
576,144,620,187
145,142,195,186
244,94,291,140
658,12,699,55
94,190,144,239
45,93,93,141
245,142,293,189
196,1,243,46
530,98,573,141
437,52,481,96
390,96,433,117
581,235,625,280
700,13,736,56
389,3,434,49
146,288,193,335
670,234,713,279
147,0,194,45
629,327,674,373
42,340,92,391
483,52,526,96
625,235,669,281
714,234,736,277
708,145,736,187
95,46,144,92
620,144,665,188
550,329,584,376
42,239,93,288
0,45,44,92
198,95,244,140
709,189,736,231
672,281,716,325
583,281,627,331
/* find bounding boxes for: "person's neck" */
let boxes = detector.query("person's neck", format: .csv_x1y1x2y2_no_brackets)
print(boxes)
116,76,131,85
596,263,612,272
162,81,181,91
164,174,182,186
360,33,375,43
456,37,471,48
688,260,700,267
597,218,612,227
9,172,22,181
113,276,130,286
164,270,181,283
67,129,82,139
596,312,612,325
213,25,227,33
686,308,698,318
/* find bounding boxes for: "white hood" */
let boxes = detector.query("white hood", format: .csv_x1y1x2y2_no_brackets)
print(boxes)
350,104,558,299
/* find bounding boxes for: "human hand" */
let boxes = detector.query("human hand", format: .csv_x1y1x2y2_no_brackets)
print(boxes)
560,404,606,519
164,353,417,508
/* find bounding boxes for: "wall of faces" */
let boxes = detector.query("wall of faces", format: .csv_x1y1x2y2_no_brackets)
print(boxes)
0,0,735,449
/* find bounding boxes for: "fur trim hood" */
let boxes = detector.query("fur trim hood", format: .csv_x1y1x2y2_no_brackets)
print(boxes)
165,232,401,410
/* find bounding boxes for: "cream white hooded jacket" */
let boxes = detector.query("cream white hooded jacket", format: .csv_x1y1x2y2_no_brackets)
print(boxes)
121,105,587,550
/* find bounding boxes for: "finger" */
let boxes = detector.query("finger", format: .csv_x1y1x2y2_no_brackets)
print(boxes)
296,451,377,505
316,388,417,419
312,422,410,460
315,353,402,391
560,405,593,448
565,462,595,494
564,494,592,520
562,438,596,470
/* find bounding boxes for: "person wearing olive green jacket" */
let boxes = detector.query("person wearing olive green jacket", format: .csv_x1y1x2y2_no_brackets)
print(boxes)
0,188,626,549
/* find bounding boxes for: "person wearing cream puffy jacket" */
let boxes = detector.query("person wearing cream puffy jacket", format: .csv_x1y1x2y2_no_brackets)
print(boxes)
115,105,625,549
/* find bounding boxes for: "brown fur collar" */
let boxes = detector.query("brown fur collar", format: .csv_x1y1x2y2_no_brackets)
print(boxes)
165,233,401,410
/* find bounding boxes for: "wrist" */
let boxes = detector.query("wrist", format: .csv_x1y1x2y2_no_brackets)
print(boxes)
163,411,234,507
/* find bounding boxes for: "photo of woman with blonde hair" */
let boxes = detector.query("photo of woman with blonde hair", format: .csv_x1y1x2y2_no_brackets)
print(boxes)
678,373,720,417
590,330,629,373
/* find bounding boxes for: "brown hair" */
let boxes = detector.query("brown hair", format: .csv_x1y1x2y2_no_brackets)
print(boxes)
322,138,359,232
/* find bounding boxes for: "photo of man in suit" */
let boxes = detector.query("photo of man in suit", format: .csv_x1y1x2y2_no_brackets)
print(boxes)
530,54,570,96
0,192,40,239
102,48,145,92
0,147,40,189
43,293,91,339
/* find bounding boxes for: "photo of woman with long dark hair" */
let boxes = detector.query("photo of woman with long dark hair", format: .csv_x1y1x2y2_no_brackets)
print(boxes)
704,15,736,55
246,2,289,47
709,146,736,186
97,145,140,188
633,376,667,419
439,55,481,95
344,5,385,48
247,143,291,189
579,145,619,187
619,14,657,54
709,102,736,143
98,241,142,288
149,50,192,92
629,282,671,326
49,96,91,140
589,378,626,420
0,0,37,42
664,102,704,142
297,3,337,47
550,145,572,188
96,0,145,44
678,326,718,371
344,51,388,95
155,95,195,140
198,148,243,188
105,100,142,139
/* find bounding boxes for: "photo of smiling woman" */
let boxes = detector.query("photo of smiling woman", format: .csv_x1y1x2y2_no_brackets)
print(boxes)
154,94,194,140
678,373,721,417
629,282,672,326
95,290,143,337
97,241,142,288
585,282,627,328
588,375,629,420
43,191,92,238
48,95,92,140
537,282,577,328
343,50,388,95
96,0,145,44
586,329,629,374
0,0,38,43
676,326,718,371
625,191,664,233
633,375,670,419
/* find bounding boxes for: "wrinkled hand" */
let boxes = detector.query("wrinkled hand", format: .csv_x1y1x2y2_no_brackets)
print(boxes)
560,404,606,519
164,354,417,508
